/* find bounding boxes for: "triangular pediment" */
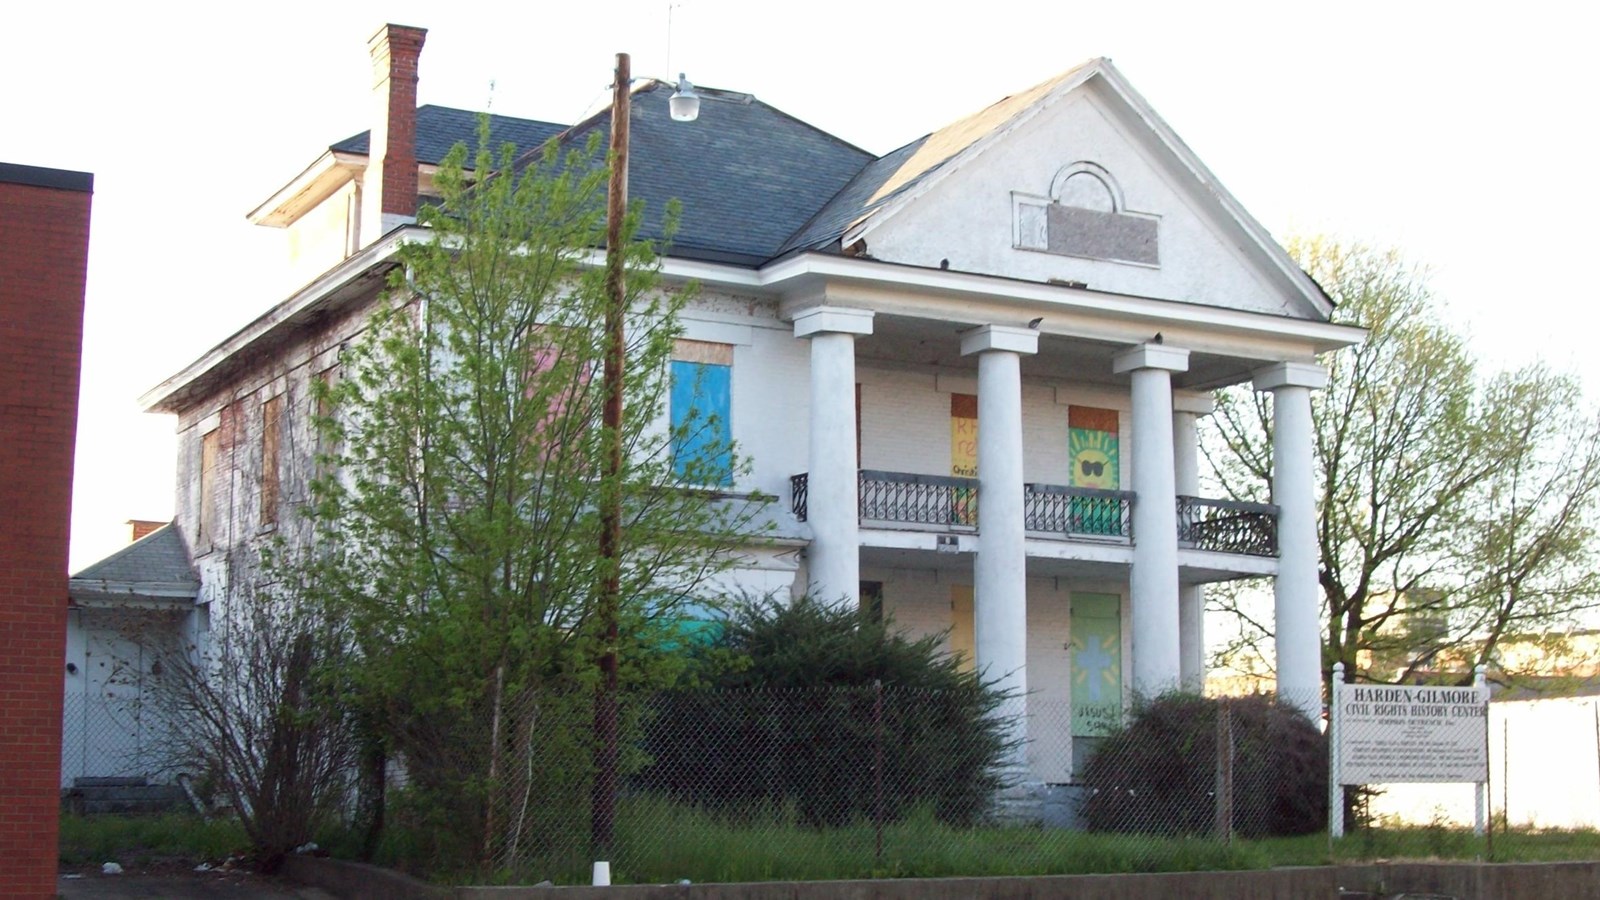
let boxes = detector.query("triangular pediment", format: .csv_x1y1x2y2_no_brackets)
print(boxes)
846,61,1330,320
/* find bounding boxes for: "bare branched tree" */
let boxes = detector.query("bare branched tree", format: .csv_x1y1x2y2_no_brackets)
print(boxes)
1204,237,1600,692
150,548,355,872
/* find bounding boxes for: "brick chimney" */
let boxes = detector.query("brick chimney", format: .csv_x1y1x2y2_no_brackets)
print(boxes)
127,519,164,543
360,23,427,248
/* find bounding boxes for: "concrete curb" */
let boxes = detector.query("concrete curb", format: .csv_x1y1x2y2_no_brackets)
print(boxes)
284,856,1600,900
282,856,448,900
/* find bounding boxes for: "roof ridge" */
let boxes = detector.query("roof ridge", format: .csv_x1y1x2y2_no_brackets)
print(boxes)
741,95,876,163
414,103,568,129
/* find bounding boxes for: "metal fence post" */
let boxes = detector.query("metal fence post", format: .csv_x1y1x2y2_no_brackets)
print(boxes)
1214,697,1233,843
873,679,884,869
1474,664,1487,838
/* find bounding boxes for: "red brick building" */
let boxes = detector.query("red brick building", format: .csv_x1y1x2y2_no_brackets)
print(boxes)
1,161,93,898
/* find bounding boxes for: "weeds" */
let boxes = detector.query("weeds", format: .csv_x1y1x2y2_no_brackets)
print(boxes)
58,814,247,868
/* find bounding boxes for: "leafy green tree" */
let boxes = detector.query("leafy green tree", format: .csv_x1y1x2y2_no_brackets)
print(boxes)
309,124,768,869
1453,365,1600,676
1205,238,1600,691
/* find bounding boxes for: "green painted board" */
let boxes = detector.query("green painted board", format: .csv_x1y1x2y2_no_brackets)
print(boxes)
1071,593,1122,737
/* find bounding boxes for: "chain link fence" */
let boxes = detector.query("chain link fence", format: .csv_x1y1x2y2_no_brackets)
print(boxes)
376,686,1330,883
62,681,1600,882
59,692,181,789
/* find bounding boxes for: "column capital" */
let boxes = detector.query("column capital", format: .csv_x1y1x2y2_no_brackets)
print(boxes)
1112,342,1189,375
1173,390,1216,416
1253,361,1327,392
792,306,874,338
960,324,1038,357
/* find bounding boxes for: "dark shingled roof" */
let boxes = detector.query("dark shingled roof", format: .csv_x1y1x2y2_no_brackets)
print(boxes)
325,71,1089,266
531,83,876,266
332,105,567,167
69,524,199,605
776,136,929,257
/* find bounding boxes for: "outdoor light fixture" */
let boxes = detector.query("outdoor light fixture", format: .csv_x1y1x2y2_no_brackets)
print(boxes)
669,73,700,121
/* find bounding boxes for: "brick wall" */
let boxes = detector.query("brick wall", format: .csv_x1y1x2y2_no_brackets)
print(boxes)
0,162,92,899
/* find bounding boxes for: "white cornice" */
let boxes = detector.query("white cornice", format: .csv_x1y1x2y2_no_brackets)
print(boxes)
657,253,1364,353
68,580,198,609
146,237,1362,418
247,150,367,227
140,228,419,413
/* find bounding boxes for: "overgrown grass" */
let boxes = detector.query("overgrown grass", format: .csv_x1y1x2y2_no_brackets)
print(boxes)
58,813,248,868
100,799,1600,885
1329,824,1600,863
600,796,1278,884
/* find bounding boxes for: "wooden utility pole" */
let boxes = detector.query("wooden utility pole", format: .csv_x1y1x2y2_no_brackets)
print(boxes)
591,50,630,857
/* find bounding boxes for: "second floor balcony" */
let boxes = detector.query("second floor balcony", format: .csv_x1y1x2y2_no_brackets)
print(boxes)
789,470,1278,558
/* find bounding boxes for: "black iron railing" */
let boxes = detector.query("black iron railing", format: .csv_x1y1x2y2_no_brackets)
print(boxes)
1024,484,1134,539
790,473,809,521
860,470,980,527
790,471,980,527
791,472,1274,558
1176,495,1279,557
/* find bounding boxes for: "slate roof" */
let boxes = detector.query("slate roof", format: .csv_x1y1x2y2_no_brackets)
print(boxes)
542,83,876,266
323,66,1099,266
777,136,928,257
331,106,567,167
69,524,199,606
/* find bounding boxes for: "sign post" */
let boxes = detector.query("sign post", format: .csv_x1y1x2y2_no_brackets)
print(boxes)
1474,664,1487,837
1330,662,1345,839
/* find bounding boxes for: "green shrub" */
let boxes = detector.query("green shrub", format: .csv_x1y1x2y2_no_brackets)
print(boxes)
638,596,1011,827
1082,693,1327,838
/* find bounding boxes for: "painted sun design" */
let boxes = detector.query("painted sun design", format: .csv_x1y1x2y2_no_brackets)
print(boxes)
1070,428,1119,490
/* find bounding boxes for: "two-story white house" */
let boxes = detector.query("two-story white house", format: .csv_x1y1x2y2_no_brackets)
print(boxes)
78,23,1361,790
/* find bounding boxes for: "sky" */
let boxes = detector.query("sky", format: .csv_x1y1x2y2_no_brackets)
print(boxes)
5,0,1595,572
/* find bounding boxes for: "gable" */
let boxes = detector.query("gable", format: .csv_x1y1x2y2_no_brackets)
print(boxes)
854,75,1327,320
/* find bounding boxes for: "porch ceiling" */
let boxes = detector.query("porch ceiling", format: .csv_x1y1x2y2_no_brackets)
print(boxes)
855,313,1261,391
858,538,1275,584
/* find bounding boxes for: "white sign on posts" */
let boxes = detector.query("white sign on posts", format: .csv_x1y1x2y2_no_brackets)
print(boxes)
1328,663,1490,838
1336,683,1489,783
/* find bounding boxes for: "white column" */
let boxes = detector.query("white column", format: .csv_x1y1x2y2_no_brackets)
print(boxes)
1173,395,1211,692
794,307,873,609
1254,362,1328,719
1113,343,1189,699
960,325,1038,721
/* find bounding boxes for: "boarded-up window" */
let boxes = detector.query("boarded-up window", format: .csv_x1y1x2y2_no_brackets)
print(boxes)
671,340,733,485
1071,593,1123,737
950,394,978,521
524,325,593,454
860,580,884,624
950,584,975,673
314,365,341,484
259,395,282,526
1068,406,1119,489
950,394,978,477
199,428,221,549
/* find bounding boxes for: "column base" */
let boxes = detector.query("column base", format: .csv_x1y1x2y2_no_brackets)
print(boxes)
989,779,1049,825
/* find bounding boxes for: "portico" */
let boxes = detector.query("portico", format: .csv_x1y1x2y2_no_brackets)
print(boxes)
784,286,1341,779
